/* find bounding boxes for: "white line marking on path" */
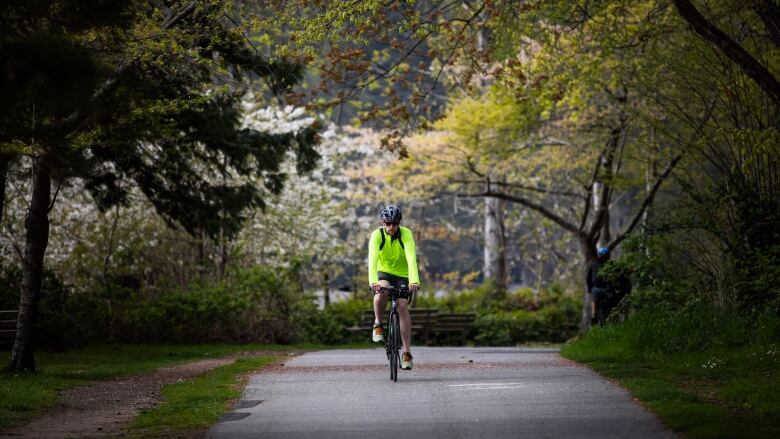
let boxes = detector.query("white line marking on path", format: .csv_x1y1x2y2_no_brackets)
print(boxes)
456,386,524,390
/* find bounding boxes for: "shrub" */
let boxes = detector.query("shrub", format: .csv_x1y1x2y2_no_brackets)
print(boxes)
1,264,322,347
0,265,103,350
414,284,581,346
302,297,372,344
566,305,780,362
111,265,316,344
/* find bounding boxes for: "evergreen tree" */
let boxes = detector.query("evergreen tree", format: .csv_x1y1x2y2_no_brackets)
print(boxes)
0,0,319,372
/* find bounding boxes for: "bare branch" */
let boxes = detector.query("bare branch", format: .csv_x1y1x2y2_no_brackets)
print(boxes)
451,179,584,199
443,189,581,235
609,152,684,249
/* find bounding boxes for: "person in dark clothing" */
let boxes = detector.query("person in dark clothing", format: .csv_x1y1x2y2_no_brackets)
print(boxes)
587,247,630,325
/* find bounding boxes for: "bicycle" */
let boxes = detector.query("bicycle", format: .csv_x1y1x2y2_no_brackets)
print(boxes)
379,285,411,382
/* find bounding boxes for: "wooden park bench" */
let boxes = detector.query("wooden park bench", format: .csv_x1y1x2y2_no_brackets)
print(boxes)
347,309,476,345
348,309,441,345
432,313,477,345
0,309,18,349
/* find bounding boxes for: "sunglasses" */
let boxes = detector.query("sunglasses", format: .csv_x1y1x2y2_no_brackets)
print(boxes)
383,221,399,226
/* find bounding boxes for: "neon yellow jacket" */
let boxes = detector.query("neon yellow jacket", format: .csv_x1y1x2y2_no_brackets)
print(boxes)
368,226,420,285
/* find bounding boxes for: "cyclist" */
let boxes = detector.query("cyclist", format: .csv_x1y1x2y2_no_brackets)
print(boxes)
587,246,629,325
368,204,420,370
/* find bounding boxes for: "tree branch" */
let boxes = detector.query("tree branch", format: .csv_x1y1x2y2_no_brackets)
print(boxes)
62,1,199,133
609,152,684,249
673,0,780,106
443,189,581,235
451,178,584,198
579,148,604,233
587,118,626,241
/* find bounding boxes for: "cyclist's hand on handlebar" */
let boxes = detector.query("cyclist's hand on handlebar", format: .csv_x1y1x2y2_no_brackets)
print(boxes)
410,283,419,293
371,283,381,293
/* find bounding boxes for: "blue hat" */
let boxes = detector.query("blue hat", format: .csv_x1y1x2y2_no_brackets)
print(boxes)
597,247,610,257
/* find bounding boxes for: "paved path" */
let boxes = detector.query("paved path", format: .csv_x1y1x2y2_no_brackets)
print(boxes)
207,347,675,439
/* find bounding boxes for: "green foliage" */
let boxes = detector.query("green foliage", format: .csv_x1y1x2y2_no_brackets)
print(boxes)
1,265,319,346
0,266,106,350
563,307,780,438
301,297,372,345
415,285,581,345
1,1,321,241
566,306,780,361
472,298,581,346
113,266,315,344
603,229,780,317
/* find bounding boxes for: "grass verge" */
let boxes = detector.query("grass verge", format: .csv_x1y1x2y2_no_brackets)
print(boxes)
561,310,780,439
0,343,345,430
127,355,277,438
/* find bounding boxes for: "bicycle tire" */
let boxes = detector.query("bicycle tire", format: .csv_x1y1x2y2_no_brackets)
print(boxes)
393,314,400,382
389,311,399,382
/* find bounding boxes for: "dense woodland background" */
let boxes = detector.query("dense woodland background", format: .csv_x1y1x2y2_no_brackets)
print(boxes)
1,0,778,373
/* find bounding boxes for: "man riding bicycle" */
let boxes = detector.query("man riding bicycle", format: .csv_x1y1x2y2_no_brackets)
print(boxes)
368,204,420,370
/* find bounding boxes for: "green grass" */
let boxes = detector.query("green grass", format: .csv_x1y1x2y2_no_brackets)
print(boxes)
0,343,345,430
562,311,780,439
128,356,277,438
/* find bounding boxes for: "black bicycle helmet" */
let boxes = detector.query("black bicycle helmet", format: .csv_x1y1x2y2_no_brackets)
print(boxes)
380,204,402,223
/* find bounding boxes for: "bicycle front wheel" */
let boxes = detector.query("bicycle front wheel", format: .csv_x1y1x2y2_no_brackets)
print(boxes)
389,311,399,382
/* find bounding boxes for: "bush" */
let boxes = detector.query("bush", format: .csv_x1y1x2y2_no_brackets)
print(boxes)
566,305,780,362
472,297,581,346
301,297,372,344
1,264,584,348
0,265,103,350
111,265,316,344
413,284,581,346
0,264,321,347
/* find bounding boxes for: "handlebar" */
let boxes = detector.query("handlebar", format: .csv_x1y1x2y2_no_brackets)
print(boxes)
369,285,415,295
380,285,411,294
371,284,417,306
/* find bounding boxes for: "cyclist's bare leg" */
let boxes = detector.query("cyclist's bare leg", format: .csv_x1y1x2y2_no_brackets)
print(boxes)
397,298,411,353
373,280,390,324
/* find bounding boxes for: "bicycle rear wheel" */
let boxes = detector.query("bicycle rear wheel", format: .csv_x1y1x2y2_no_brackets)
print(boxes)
389,311,399,382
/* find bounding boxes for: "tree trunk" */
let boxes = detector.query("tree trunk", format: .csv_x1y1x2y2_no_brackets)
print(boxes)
578,235,597,333
102,207,120,286
484,196,507,296
643,159,658,231
0,155,10,226
323,271,330,308
198,229,206,281
218,226,228,281
7,158,51,373
592,181,611,246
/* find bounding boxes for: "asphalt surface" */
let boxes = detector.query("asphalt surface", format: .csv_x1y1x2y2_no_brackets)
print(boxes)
206,347,675,439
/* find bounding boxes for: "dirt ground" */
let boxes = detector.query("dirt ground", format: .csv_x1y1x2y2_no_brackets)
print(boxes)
1,352,295,439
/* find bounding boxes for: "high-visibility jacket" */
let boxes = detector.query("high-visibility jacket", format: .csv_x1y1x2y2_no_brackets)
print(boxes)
368,226,420,285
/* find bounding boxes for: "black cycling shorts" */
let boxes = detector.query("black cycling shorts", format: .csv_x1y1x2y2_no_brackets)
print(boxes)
377,271,412,299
